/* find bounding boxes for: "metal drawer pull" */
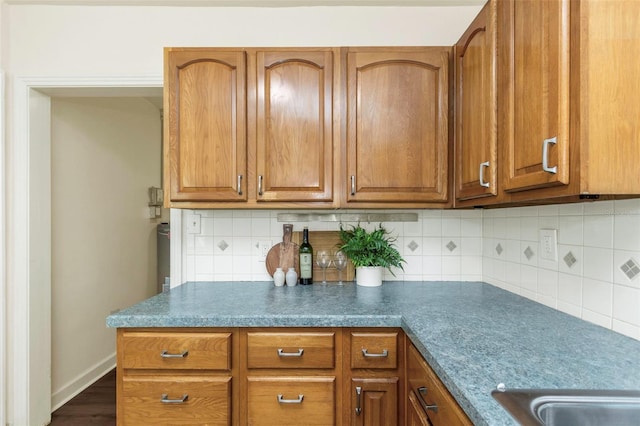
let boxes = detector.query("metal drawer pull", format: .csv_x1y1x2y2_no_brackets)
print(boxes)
479,161,490,188
416,386,438,413
160,350,189,358
542,137,558,174
362,348,388,358
277,348,304,357
237,175,243,195
355,386,362,415
258,175,263,196
351,175,356,195
277,394,304,404
161,393,188,404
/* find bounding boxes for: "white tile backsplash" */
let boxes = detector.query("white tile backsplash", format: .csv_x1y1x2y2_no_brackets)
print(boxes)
613,284,640,326
484,198,640,340
614,214,640,251
180,198,640,341
583,247,613,282
583,215,613,248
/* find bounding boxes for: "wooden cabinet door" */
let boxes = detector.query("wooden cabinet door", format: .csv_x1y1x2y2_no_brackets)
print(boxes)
407,391,431,426
346,48,450,204
165,49,247,202
500,0,571,192
351,377,398,426
455,1,498,201
406,344,471,426
255,50,335,203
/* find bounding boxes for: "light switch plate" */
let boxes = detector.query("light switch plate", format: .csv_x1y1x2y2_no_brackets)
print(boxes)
539,229,558,261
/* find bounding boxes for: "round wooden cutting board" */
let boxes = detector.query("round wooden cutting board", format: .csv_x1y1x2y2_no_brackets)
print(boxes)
265,242,299,277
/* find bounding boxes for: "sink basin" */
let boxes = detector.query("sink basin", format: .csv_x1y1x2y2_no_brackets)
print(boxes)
491,388,640,426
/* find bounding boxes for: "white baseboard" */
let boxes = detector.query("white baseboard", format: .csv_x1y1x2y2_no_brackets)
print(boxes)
51,352,116,412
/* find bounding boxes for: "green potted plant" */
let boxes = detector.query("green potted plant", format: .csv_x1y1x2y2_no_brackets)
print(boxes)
338,223,405,287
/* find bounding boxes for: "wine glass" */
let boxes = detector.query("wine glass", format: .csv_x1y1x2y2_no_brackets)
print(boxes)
316,250,332,284
333,250,348,286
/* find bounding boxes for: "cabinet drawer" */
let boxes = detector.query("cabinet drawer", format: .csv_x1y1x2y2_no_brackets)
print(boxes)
350,331,398,369
247,376,335,425
247,332,335,369
121,375,231,425
407,344,471,426
121,331,231,370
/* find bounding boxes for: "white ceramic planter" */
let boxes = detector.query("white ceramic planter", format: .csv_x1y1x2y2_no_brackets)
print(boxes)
356,266,383,287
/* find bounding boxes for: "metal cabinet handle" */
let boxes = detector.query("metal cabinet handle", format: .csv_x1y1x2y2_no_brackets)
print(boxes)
355,386,362,415
237,175,243,195
277,348,304,357
416,386,438,413
350,175,356,196
277,394,304,404
542,137,558,174
161,393,188,404
258,175,263,196
362,348,388,358
479,161,490,188
160,350,189,358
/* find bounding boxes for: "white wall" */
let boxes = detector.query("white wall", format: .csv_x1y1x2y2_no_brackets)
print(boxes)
6,4,482,76
50,97,163,409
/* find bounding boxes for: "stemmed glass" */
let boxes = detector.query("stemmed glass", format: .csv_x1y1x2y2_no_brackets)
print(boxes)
333,250,348,286
316,250,332,285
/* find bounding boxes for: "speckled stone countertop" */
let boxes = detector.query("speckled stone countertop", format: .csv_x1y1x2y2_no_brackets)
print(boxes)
107,281,640,425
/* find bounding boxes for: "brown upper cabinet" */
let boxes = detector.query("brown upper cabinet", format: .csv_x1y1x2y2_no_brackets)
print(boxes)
346,47,451,206
165,46,452,209
164,47,339,209
454,0,498,203
253,50,336,204
500,0,571,194
164,49,248,203
167,1,640,210
498,0,640,203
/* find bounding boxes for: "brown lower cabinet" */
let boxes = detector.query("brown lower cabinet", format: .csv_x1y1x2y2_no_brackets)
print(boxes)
116,328,238,426
344,329,403,426
241,328,341,425
116,327,470,426
406,343,472,426
246,376,336,425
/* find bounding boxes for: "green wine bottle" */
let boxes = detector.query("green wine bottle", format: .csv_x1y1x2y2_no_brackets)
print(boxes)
299,227,313,285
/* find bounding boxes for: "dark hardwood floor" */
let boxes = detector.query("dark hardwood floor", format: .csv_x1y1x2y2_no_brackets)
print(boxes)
50,369,116,425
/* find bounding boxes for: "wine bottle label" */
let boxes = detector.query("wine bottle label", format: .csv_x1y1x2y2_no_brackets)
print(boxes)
300,253,313,278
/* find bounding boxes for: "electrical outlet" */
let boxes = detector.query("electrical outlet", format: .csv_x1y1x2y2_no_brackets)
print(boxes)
539,229,558,261
186,214,201,234
257,240,272,261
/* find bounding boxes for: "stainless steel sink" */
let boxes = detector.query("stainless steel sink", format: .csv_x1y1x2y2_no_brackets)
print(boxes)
491,388,640,426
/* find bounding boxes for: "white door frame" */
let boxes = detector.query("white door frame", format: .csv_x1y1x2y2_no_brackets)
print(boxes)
0,70,6,426
6,75,163,425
